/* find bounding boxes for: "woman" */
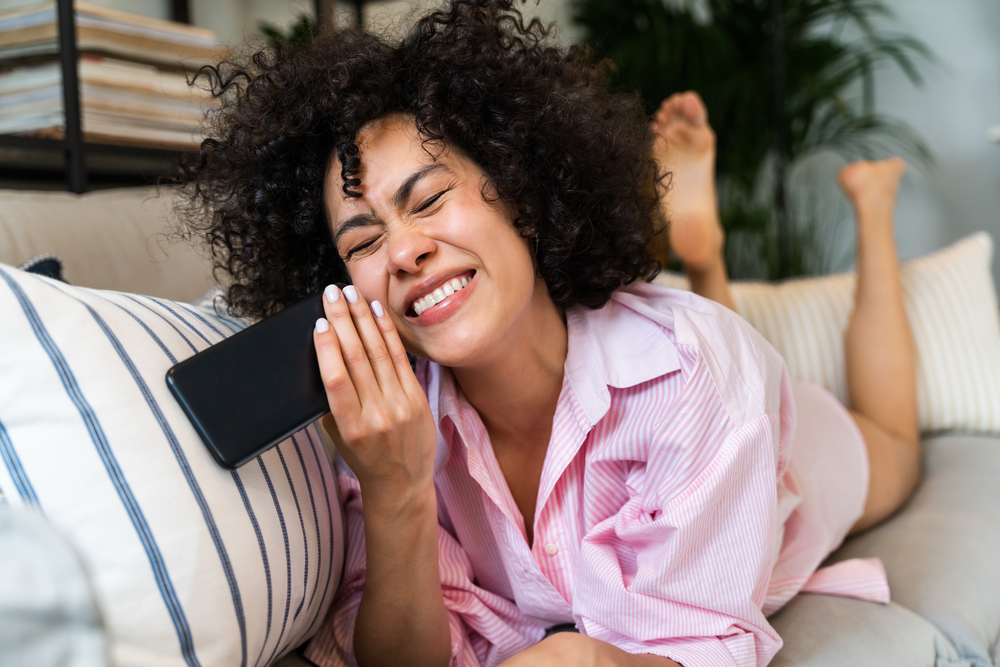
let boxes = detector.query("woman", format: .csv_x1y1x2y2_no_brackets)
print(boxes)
177,2,918,665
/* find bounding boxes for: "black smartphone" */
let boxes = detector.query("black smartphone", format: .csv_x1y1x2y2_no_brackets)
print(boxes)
166,291,332,469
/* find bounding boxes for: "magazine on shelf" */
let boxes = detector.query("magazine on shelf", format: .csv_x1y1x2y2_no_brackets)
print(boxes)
0,1,223,68
34,117,202,149
0,55,211,101
0,85,205,128
0,113,202,149
0,54,214,148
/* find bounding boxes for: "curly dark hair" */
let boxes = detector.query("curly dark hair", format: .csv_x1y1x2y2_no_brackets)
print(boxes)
174,0,664,320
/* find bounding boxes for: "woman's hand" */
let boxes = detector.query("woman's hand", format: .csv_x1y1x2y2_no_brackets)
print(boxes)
314,284,437,499
316,284,451,667
497,634,681,667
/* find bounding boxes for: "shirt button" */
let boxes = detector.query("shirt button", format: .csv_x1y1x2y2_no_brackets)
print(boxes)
544,543,559,555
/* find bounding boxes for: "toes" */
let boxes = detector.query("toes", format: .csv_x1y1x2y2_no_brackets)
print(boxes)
839,157,907,182
837,162,871,195
657,91,706,121
655,94,680,118
680,91,708,125
884,157,907,178
664,122,699,148
837,161,867,185
654,95,683,130
655,91,709,131
837,158,906,202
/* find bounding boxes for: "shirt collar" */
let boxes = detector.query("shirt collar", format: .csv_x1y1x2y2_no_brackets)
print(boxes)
424,287,683,448
563,292,681,425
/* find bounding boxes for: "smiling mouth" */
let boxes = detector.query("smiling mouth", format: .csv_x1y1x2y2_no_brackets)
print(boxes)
410,273,473,316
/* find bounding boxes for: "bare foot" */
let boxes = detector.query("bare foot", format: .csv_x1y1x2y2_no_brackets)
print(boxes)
651,91,725,274
837,158,907,224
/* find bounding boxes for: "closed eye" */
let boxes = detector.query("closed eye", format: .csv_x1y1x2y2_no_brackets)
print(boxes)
415,190,447,214
346,236,382,258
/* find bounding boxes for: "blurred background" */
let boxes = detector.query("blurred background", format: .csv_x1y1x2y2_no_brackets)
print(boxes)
0,0,997,291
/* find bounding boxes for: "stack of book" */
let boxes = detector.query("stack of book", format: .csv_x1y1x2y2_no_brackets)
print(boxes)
0,1,223,150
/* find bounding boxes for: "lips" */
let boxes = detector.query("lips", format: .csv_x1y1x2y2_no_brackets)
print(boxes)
406,270,476,318
412,275,471,315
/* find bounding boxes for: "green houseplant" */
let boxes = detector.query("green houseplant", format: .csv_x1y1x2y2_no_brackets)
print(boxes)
258,14,319,52
573,0,932,279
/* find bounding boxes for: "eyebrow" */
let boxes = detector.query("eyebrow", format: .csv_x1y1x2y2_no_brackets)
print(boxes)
392,162,450,208
333,162,451,246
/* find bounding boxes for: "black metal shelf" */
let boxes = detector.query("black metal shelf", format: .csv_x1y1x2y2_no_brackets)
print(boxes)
0,0,193,192
0,0,356,192
0,134,183,158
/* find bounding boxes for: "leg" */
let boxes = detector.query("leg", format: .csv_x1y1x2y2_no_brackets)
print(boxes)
837,159,921,534
651,92,735,310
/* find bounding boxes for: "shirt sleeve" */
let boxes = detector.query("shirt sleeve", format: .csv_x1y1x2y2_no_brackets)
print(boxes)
304,460,545,667
572,406,786,667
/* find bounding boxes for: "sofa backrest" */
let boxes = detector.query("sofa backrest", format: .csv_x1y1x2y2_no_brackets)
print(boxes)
0,187,215,302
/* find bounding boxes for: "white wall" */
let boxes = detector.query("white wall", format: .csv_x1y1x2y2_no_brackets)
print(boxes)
0,0,168,17
83,0,168,19
793,0,1000,289
870,0,1000,290
361,0,581,41
192,0,309,53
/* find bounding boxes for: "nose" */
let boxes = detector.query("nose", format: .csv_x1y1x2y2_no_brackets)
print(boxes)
386,222,436,275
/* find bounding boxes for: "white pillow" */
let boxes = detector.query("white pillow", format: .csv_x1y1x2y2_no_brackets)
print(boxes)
653,232,1000,434
0,265,344,666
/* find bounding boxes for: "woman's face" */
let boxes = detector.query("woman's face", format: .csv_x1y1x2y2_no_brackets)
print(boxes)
323,115,553,368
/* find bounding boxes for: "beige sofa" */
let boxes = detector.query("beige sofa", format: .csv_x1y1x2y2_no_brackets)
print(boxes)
3,186,999,667
0,187,214,302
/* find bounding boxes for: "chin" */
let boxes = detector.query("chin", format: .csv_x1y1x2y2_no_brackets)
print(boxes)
409,328,493,370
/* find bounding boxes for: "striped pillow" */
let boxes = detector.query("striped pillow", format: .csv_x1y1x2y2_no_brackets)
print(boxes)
0,265,344,667
653,232,1000,434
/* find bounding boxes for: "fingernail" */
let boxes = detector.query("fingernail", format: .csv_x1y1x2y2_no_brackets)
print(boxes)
315,318,329,333
343,285,359,304
324,284,340,303
371,300,384,318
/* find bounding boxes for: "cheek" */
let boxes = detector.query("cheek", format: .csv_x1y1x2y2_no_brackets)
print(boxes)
346,262,389,305
441,197,531,266
493,225,536,285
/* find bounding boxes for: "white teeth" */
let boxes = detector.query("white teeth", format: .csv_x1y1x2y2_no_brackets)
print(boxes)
412,275,472,316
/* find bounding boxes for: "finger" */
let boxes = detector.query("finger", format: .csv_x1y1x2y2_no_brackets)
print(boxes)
321,284,382,397
313,315,361,418
338,284,404,395
369,298,424,397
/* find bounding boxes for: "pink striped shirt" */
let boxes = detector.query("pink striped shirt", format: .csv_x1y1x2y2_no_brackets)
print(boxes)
305,284,889,667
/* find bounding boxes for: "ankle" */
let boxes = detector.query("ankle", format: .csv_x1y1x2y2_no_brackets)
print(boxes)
681,237,726,277
687,259,736,310
852,197,896,223
672,214,725,273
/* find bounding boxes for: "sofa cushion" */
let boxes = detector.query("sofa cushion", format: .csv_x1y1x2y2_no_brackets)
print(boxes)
653,233,1000,435
0,187,214,302
0,265,344,667
827,435,1000,666
769,595,965,667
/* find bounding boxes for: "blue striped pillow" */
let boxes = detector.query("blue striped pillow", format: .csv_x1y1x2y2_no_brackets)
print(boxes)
0,265,344,667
